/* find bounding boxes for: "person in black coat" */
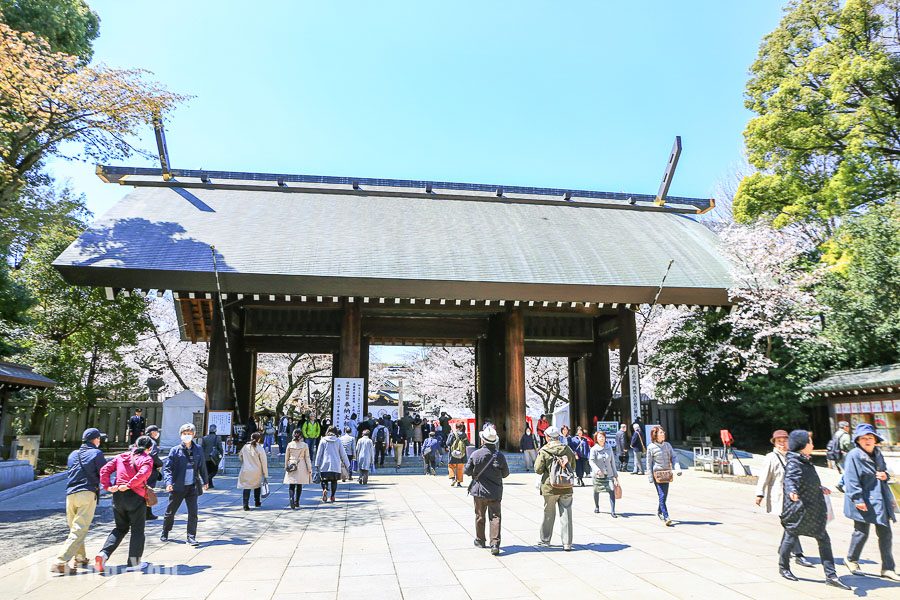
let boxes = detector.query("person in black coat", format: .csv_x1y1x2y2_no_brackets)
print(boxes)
464,427,509,555
161,424,209,546
778,430,850,590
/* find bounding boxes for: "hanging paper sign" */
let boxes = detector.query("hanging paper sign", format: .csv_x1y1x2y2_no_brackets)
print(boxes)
871,401,883,413
332,378,365,435
860,401,872,413
852,402,861,413
207,411,233,436
628,365,641,423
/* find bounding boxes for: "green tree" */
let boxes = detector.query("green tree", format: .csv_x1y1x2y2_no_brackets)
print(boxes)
736,0,900,228
14,212,149,434
818,199,900,367
0,259,30,357
0,0,99,60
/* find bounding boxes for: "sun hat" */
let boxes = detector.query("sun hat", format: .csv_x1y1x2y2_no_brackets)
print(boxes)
480,426,498,444
770,429,788,444
544,426,560,439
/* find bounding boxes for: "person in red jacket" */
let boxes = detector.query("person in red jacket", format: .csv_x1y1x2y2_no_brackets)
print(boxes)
96,436,154,572
536,415,550,447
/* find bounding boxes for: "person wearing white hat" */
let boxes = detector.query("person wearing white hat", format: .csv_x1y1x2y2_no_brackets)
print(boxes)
464,426,509,555
535,425,577,551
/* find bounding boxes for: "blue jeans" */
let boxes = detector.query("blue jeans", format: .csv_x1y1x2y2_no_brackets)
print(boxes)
655,482,670,519
277,434,287,454
263,434,274,451
306,438,318,457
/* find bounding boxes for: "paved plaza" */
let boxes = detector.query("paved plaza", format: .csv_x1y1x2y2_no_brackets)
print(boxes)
0,466,898,600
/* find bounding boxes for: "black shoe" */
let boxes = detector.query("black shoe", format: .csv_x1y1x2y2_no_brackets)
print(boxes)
611,513,618,518
780,569,798,581
254,502,261,507
825,577,851,590
207,482,214,489
835,484,845,493
474,540,486,548
159,532,168,542
795,555,814,568
186,535,199,547
490,547,500,556
594,508,600,513
146,513,158,521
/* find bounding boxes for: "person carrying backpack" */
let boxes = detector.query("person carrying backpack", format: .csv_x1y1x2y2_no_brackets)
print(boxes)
827,421,852,492
372,419,389,468
448,422,469,487
534,426,577,551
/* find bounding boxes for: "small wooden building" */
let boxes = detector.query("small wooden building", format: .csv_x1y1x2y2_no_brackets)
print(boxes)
805,363,900,448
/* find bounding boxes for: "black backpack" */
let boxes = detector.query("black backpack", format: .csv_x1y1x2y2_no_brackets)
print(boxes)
375,427,386,443
825,436,840,462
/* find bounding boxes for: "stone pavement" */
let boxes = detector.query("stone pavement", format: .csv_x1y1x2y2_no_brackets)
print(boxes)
0,467,898,600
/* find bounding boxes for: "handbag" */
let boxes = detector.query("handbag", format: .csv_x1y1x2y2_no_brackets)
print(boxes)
129,454,158,507
260,478,270,500
286,462,297,473
614,481,623,500
653,469,674,484
341,464,350,482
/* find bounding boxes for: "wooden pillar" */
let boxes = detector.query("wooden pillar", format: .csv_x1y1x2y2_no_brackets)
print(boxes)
503,308,526,451
205,302,232,414
618,307,639,424
593,339,612,421
360,336,370,417
339,300,361,378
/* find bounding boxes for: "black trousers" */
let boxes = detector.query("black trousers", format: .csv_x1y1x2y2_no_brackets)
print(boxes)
779,529,836,577
320,473,338,496
848,520,895,571
162,487,199,536
242,488,261,507
101,490,146,566
779,528,804,556
206,460,219,485
375,442,387,466
474,497,502,548
575,458,588,480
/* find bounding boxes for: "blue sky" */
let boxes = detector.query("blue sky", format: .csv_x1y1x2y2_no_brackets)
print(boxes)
46,1,787,362
48,0,785,218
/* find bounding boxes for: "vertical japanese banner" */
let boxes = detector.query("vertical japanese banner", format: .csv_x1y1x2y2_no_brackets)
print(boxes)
628,364,641,423
333,378,364,435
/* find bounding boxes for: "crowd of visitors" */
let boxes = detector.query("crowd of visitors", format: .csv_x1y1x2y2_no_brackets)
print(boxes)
48,408,896,594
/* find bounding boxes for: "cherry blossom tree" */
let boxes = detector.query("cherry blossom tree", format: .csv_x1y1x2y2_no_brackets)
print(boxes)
255,353,332,418
525,356,568,417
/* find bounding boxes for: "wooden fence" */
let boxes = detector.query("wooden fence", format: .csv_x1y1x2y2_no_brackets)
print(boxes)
4,400,164,449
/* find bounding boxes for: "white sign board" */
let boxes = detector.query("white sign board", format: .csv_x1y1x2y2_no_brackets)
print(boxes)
628,364,641,423
207,410,233,436
333,378,365,435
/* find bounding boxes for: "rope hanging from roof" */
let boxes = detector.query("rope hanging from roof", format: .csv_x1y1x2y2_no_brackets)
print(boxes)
210,245,239,417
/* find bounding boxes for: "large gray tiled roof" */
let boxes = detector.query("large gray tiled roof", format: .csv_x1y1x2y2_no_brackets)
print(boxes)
53,178,734,305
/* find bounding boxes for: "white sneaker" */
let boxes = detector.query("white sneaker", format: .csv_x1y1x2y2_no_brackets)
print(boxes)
881,569,900,581
845,557,862,575
125,562,149,572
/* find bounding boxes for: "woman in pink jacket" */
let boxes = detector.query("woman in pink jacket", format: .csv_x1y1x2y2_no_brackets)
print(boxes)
95,436,154,572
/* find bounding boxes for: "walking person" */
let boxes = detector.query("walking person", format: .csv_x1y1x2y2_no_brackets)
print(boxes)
263,419,276,455
302,415,321,457
520,425,539,472
843,423,898,580
535,426,576,551
779,430,850,590
447,422,469,488
95,436,154,572
755,429,812,568
828,420,853,492
201,424,222,489
52,428,108,574
315,426,350,502
126,407,145,445
630,423,646,475
570,426,591,487
348,413,359,439
536,414,550,447
589,430,619,517
646,425,681,526
238,431,269,510
422,431,441,475
615,424,629,471
277,413,290,455
160,423,208,546
372,418,390,467
144,424,163,520
340,427,356,480
284,428,312,509
356,429,375,484
412,414,424,456
464,426,509,556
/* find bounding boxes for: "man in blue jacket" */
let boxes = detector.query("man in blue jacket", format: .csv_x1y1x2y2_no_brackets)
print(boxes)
52,428,107,574
161,423,208,546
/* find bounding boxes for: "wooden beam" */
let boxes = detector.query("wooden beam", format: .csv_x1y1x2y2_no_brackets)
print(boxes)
504,308,526,451
339,300,362,378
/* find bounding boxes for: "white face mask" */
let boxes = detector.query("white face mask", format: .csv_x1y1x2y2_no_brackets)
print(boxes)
181,434,193,444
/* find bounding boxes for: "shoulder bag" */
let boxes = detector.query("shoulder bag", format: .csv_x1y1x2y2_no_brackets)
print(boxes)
467,450,498,495
130,454,158,507
651,444,674,484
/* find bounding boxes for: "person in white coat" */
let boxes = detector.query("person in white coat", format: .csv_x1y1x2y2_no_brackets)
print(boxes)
238,432,269,510
356,430,375,484
283,429,312,509
755,429,812,568
315,426,350,502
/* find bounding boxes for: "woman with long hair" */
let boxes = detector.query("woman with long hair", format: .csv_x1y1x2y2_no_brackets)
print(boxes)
284,428,312,509
315,426,350,502
238,432,269,510
589,431,619,517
